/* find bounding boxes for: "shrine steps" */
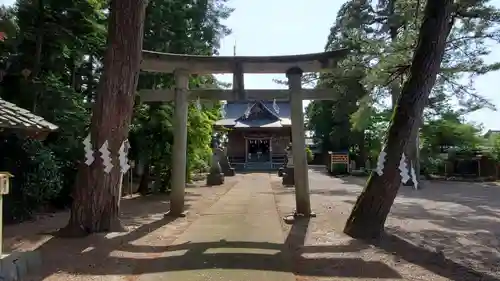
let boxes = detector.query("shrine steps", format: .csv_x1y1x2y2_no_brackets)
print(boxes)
244,162,273,171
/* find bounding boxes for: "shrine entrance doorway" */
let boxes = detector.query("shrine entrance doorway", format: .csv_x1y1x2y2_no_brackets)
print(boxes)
247,138,271,162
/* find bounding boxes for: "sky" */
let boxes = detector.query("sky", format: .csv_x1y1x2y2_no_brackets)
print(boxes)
1,0,499,131
211,0,500,132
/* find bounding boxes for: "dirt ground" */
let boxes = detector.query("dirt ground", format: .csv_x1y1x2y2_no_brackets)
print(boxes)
5,168,500,281
272,166,500,281
6,178,237,281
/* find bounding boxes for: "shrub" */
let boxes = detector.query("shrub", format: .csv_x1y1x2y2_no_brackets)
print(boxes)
0,136,62,222
305,147,314,163
330,163,348,175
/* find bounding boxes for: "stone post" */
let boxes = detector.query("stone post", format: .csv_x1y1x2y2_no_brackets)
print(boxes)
168,69,189,217
287,67,311,216
0,172,13,256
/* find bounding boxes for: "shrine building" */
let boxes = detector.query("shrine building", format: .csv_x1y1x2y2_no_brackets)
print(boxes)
214,100,291,170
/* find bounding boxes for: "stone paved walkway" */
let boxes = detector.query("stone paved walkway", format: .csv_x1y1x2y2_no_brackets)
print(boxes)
136,173,295,281
12,168,499,281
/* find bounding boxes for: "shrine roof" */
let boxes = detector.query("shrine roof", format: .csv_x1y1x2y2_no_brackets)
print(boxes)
215,100,291,128
0,98,58,132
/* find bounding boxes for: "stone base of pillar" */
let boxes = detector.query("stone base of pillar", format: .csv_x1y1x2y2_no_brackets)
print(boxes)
282,167,294,186
222,167,235,176
403,180,414,186
283,210,317,224
206,172,225,186
403,179,421,189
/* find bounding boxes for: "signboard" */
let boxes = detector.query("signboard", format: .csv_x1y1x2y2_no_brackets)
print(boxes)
329,152,349,175
331,153,349,164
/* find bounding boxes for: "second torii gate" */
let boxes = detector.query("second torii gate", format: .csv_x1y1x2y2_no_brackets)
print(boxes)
139,49,349,217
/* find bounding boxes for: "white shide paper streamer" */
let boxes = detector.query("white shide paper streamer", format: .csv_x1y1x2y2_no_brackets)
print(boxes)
118,140,131,174
99,140,113,173
83,134,94,166
374,150,387,176
399,153,410,183
410,160,418,190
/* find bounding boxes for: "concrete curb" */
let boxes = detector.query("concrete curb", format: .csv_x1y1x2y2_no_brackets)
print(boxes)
0,251,41,281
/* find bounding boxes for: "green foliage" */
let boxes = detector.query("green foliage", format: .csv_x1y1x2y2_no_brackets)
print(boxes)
0,137,61,222
130,0,231,190
488,134,500,161
307,0,500,171
419,111,484,175
0,0,232,219
331,163,348,175
305,147,313,163
421,112,483,154
19,139,62,204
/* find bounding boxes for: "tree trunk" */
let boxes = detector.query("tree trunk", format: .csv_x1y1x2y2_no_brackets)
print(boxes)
387,0,422,187
343,0,455,240
59,0,147,237
31,0,44,114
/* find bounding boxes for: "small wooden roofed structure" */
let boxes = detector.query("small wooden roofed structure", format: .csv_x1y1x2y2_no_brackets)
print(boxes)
0,97,58,139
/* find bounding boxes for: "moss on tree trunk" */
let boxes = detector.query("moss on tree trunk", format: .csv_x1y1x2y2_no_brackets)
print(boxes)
343,0,455,240
58,0,147,237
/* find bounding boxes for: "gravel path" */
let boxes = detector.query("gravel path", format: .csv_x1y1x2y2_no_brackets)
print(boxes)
272,166,500,281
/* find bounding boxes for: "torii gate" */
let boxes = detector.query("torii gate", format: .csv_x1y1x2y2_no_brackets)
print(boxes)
139,49,349,217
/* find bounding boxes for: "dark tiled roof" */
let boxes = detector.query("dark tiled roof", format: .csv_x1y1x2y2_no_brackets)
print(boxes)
215,100,291,128
0,98,58,132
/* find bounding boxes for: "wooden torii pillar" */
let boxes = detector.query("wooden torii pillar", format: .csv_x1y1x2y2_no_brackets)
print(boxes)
139,49,349,217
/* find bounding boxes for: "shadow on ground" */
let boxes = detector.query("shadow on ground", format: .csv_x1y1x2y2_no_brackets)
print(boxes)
26,195,193,280
11,170,500,280
21,172,403,280
372,231,500,281
33,217,401,279
284,217,400,279
304,166,500,280
5,179,237,280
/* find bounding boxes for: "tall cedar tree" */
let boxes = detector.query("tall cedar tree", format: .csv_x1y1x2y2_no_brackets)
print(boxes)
59,0,147,236
343,0,455,239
